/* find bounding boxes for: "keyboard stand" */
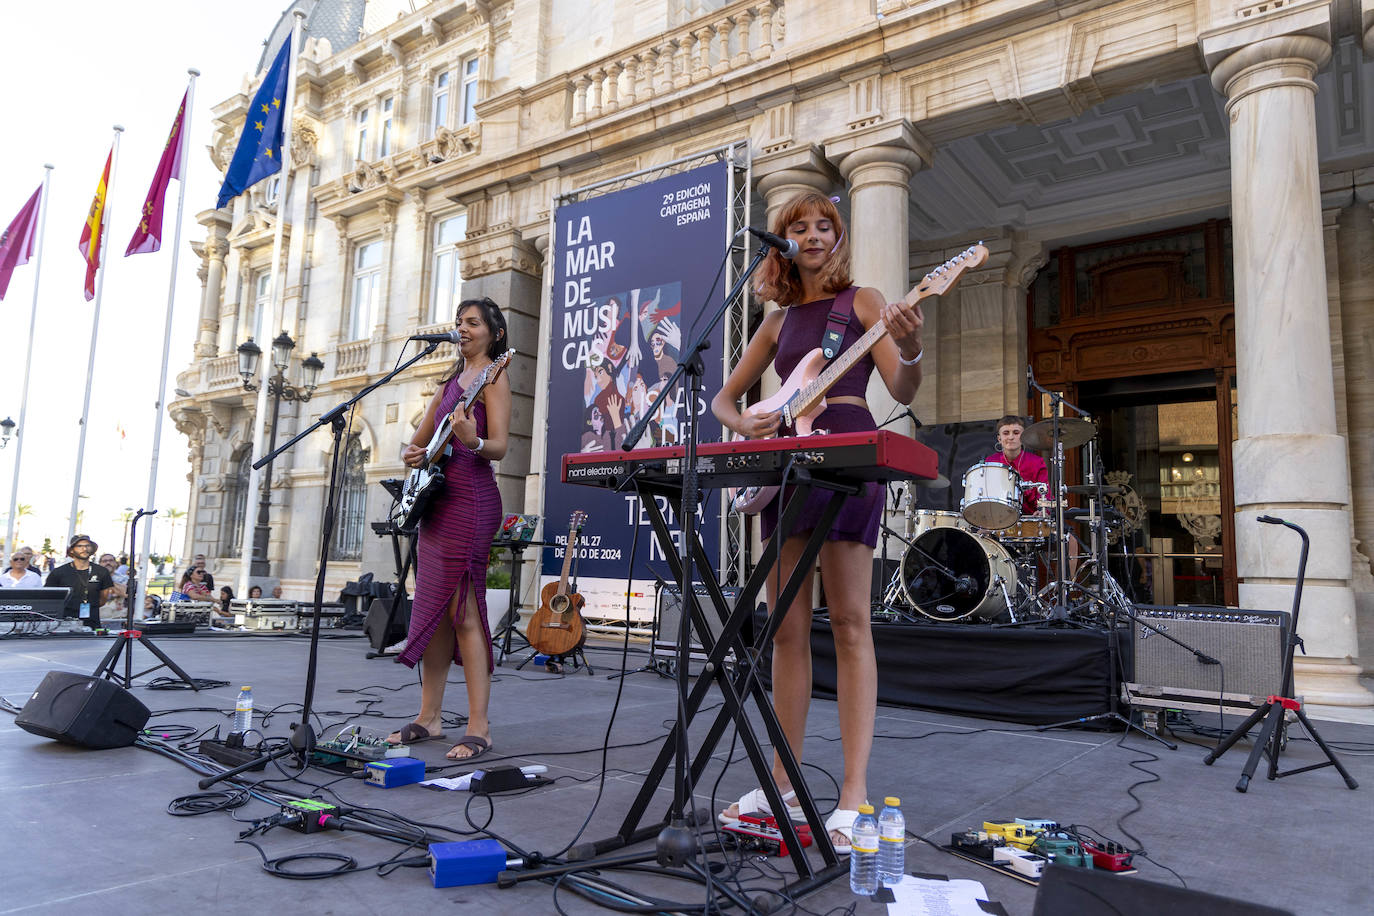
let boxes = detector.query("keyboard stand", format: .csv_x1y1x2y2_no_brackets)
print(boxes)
508,470,864,899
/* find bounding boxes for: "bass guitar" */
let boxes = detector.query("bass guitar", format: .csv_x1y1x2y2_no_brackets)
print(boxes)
526,511,588,656
391,349,514,532
730,244,988,513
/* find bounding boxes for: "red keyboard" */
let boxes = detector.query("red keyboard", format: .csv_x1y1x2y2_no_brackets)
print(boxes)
562,430,938,490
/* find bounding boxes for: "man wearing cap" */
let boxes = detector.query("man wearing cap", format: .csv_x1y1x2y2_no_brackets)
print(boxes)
45,535,115,631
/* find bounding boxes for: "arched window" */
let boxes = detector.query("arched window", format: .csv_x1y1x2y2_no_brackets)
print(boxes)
220,449,252,554
330,436,369,561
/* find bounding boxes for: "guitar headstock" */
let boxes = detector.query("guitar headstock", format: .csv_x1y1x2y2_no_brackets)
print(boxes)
907,244,989,302
568,509,588,533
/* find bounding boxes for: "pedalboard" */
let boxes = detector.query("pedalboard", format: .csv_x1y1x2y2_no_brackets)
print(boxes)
722,814,813,858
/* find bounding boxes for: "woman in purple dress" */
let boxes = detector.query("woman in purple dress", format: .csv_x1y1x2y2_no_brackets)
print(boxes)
711,191,925,852
390,298,510,761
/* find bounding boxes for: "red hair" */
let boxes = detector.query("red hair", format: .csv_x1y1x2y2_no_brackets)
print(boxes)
753,191,852,305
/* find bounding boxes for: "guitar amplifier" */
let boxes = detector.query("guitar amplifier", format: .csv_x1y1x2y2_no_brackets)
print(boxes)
654,584,743,662
1125,605,1288,715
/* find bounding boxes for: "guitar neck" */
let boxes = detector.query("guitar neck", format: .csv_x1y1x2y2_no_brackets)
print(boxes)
794,314,890,418
556,527,578,596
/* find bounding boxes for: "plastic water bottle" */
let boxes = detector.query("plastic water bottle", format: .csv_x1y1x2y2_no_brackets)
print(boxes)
233,686,253,734
849,804,879,895
878,796,906,886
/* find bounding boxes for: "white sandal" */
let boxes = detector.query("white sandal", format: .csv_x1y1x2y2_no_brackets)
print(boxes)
717,787,805,826
825,808,861,856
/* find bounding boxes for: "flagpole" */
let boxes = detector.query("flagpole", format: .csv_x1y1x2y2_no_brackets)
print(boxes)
238,10,304,597
69,126,124,545
136,70,199,606
4,165,54,559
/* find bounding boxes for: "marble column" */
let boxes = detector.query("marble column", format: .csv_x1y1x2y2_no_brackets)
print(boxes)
826,120,933,434
751,145,841,400
196,210,231,359
1203,7,1370,705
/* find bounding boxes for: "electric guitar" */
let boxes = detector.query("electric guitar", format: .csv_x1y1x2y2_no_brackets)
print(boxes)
391,349,515,532
729,244,988,513
526,511,588,656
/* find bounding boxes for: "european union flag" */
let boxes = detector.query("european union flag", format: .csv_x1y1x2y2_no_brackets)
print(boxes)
216,36,292,209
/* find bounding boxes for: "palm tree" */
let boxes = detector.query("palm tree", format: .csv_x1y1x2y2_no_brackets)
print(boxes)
2,503,34,554
117,510,135,555
164,507,187,558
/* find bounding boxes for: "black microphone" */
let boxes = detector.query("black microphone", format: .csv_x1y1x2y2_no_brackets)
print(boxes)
744,226,799,259
879,407,922,430
1026,365,1034,407
1257,515,1284,525
954,575,976,596
409,329,463,344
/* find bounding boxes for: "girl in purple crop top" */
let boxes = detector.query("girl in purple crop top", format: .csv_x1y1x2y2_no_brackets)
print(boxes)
710,191,925,852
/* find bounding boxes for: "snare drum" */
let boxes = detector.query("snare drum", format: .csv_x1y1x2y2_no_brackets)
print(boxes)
1002,516,1055,541
960,462,1021,530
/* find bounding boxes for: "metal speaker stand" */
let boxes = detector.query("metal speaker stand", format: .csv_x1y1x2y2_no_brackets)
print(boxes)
92,509,199,691
1203,517,1358,792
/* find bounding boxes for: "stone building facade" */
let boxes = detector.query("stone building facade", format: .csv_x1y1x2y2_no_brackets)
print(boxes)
170,0,1374,705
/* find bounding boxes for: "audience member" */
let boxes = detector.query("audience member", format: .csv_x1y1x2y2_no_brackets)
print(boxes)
0,551,42,588
46,535,115,631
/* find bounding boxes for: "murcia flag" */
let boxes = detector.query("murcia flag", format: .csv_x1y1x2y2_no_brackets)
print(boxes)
216,37,291,209
126,90,188,256
0,183,42,300
78,148,112,300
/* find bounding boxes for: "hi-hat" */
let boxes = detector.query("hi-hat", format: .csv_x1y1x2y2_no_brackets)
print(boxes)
1022,417,1097,451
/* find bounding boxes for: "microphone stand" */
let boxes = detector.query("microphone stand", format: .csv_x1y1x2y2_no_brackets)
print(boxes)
198,340,444,789
620,241,770,869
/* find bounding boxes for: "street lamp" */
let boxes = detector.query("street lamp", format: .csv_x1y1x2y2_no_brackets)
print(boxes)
0,417,14,448
236,332,325,577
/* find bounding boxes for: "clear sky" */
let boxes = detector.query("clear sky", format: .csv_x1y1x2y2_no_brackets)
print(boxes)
0,1,288,561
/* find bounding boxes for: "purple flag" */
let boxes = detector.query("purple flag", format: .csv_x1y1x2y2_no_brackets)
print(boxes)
126,90,187,256
0,183,43,300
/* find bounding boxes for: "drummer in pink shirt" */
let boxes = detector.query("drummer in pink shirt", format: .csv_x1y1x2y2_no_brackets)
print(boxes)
984,415,1048,514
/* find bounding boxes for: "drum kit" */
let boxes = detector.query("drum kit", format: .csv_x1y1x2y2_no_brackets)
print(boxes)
876,413,1132,626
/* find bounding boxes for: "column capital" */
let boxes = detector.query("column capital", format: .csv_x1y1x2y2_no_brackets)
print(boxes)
753,144,841,200
824,119,932,184
1201,1,1331,97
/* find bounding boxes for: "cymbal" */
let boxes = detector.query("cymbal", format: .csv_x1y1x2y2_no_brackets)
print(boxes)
1022,417,1097,451
1065,484,1123,496
913,473,950,490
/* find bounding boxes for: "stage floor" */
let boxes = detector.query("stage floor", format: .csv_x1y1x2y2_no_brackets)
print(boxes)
1,631,1369,914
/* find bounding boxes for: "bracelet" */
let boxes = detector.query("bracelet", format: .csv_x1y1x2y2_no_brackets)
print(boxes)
472,436,485,455
898,348,924,366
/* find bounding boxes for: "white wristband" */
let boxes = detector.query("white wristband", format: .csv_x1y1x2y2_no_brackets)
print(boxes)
898,348,923,366
473,436,485,454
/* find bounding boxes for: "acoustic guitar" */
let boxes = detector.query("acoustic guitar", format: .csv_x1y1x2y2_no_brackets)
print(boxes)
526,511,588,656
391,349,514,532
729,244,988,513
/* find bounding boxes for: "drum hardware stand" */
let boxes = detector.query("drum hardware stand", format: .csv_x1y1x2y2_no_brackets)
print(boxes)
92,508,200,690
198,342,443,790
1025,366,1090,622
1203,517,1358,792
873,517,920,622
365,506,416,659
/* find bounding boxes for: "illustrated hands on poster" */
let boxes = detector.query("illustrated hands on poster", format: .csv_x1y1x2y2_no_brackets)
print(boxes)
607,394,624,429
657,316,681,351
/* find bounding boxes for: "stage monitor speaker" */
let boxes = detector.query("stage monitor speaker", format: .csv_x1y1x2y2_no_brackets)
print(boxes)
15,671,150,749
1127,605,1287,714
365,597,411,651
1032,864,1293,915
653,584,742,660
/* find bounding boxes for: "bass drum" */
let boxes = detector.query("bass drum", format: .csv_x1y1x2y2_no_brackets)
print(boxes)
900,527,1016,622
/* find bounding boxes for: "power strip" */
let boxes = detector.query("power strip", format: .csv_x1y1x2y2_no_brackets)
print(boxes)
199,738,268,771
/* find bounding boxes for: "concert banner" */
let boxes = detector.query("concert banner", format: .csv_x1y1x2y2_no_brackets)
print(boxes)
542,161,730,622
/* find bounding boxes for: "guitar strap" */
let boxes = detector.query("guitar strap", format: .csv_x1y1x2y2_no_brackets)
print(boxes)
819,285,858,360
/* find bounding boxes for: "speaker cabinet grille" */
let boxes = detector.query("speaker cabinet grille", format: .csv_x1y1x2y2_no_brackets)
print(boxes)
16,671,150,749
654,584,741,659
1128,605,1286,708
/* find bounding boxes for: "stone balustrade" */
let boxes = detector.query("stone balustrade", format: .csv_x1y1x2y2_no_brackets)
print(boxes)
335,340,371,378
205,355,241,391
569,0,784,127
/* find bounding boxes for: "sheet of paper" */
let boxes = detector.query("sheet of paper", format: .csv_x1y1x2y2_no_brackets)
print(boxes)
886,874,992,916
419,776,468,790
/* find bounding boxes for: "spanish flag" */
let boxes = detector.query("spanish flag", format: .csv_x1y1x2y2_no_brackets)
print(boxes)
78,148,112,301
